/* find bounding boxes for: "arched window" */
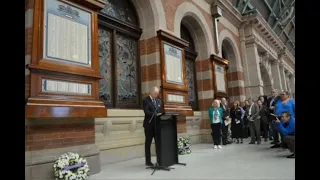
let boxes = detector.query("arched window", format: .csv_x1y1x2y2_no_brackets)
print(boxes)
181,24,198,110
98,0,142,108
222,45,227,59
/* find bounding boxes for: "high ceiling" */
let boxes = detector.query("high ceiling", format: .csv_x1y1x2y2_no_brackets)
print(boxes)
230,0,295,56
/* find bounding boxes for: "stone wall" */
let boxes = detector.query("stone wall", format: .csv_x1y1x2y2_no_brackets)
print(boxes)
25,118,100,180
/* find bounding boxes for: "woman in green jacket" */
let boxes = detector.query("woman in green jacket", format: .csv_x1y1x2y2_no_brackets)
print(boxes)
208,99,224,149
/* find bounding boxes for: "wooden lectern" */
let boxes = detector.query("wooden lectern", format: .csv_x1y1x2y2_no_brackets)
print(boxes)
147,112,186,175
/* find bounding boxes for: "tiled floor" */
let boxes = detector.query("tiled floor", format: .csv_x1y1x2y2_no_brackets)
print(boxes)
89,139,295,180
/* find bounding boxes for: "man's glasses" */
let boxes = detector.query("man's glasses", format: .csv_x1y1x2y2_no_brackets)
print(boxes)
280,94,286,96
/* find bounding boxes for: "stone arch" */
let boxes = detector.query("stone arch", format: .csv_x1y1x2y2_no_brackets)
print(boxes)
219,30,242,72
132,0,167,40
221,36,245,103
173,2,214,59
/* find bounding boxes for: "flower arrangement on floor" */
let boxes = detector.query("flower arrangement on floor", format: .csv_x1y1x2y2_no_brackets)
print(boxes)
177,137,191,155
53,152,89,180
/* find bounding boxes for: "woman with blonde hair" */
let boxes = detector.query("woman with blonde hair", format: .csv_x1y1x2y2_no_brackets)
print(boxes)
230,101,245,144
208,99,224,149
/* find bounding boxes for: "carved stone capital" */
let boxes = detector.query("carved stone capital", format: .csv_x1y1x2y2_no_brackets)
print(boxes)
279,62,284,69
240,20,250,29
260,52,269,60
245,36,258,47
284,69,289,76
270,59,279,65
289,74,295,79
277,47,286,59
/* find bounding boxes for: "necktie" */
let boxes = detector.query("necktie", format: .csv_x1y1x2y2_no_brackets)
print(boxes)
152,99,157,107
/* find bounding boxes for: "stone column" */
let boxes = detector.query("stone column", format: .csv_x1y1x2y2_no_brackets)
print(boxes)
279,63,287,91
289,74,295,93
284,70,291,93
243,37,264,99
270,60,283,91
260,52,273,95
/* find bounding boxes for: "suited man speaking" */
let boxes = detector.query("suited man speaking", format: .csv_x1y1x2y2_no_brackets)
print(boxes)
142,86,163,166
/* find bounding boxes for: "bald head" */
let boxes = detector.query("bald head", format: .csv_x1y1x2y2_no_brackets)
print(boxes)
221,97,227,105
150,86,160,99
271,89,278,97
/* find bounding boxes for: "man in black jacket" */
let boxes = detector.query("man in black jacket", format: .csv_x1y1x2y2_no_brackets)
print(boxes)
143,86,162,166
267,89,281,146
221,97,231,145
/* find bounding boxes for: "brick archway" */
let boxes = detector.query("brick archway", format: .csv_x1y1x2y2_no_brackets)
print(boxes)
132,0,167,40
173,2,214,58
221,37,245,103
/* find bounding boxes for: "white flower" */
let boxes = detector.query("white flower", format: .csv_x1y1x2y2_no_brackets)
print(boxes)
53,152,89,180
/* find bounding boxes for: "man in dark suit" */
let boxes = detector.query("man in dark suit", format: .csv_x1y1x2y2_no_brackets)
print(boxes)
221,97,231,145
267,89,281,146
143,86,162,166
245,98,261,144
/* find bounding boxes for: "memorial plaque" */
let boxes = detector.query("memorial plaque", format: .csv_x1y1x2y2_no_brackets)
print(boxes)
164,43,184,85
167,94,185,103
42,79,92,95
43,0,92,65
215,64,226,93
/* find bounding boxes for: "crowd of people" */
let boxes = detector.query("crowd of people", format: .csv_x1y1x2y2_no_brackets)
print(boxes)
208,89,295,158
142,87,295,166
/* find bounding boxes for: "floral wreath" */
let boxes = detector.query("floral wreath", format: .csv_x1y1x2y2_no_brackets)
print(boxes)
53,152,90,180
177,137,191,155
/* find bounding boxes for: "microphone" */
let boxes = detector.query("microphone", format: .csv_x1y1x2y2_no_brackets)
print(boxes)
157,96,165,105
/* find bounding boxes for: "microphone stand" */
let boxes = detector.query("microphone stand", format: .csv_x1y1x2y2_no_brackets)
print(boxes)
146,93,173,175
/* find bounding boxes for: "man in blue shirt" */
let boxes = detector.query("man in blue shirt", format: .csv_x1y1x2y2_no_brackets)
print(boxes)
275,111,295,158
275,91,295,118
271,91,295,148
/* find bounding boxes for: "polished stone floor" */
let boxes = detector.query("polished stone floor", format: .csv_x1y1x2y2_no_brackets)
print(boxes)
89,139,295,180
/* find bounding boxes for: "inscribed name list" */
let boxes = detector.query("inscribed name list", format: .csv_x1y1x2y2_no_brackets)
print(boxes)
215,65,226,92
47,13,88,64
164,44,183,85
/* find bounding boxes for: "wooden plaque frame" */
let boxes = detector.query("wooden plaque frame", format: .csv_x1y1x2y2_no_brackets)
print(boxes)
26,0,107,118
210,54,229,100
157,30,193,116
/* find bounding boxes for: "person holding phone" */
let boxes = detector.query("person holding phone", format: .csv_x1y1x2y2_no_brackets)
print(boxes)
271,91,295,148
275,112,295,158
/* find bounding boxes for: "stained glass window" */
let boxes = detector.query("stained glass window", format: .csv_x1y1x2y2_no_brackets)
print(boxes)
180,24,195,51
181,24,198,110
98,29,112,106
186,58,197,110
116,34,138,104
98,0,140,108
101,0,138,26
